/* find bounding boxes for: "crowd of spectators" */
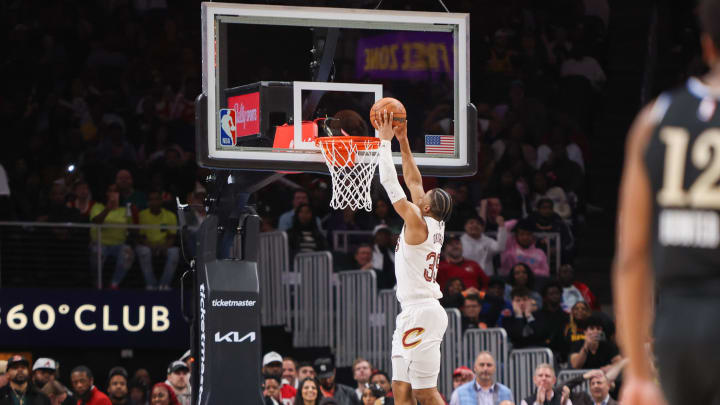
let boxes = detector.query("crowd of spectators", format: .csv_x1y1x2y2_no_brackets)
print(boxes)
0,353,192,405
0,0,607,289
252,0,615,382
0,347,628,405
0,1,622,404
0,0,207,288
253,348,626,405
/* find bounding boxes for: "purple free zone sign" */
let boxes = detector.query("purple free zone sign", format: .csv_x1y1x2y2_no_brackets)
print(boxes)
355,31,454,80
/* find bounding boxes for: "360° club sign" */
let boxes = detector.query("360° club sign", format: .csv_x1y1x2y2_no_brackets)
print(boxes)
0,288,189,348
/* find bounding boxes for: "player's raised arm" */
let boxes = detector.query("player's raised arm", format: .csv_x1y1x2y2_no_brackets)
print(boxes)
375,110,427,240
394,122,425,204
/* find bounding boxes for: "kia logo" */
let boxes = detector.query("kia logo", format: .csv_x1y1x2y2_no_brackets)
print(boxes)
214,331,256,343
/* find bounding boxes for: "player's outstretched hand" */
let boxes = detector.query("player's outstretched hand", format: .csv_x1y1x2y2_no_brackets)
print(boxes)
375,109,394,141
393,120,408,142
620,377,667,405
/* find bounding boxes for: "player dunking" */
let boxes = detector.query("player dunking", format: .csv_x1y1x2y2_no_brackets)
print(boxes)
615,1,720,404
375,110,453,405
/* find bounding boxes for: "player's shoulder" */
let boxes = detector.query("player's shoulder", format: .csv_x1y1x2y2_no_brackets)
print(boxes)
626,96,669,153
401,207,429,243
645,78,704,126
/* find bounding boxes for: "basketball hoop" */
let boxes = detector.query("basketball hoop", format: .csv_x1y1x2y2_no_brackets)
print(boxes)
315,136,381,211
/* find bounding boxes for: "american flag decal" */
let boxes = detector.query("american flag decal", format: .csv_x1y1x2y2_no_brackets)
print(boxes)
424,135,455,154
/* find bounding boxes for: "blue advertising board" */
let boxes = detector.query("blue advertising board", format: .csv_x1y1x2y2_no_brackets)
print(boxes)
0,288,189,348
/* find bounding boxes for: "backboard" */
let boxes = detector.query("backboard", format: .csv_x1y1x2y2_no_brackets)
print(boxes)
197,2,476,177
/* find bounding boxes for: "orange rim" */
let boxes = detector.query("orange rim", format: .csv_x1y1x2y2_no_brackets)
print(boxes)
315,136,380,149
315,136,380,167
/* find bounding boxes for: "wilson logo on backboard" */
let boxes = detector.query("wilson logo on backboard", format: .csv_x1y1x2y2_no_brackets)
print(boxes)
402,327,425,348
227,92,260,137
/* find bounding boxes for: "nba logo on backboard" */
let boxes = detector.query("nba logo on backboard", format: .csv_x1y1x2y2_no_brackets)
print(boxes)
219,108,236,146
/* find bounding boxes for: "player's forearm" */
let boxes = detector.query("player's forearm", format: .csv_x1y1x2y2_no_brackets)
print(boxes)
613,257,653,379
398,136,422,188
379,140,406,203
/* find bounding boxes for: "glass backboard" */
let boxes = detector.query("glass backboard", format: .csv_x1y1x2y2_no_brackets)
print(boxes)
197,2,476,176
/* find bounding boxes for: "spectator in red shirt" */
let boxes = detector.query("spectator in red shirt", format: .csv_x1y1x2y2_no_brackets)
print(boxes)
70,366,111,405
558,264,599,311
279,383,296,405
438,236,489,292
278,357,298,404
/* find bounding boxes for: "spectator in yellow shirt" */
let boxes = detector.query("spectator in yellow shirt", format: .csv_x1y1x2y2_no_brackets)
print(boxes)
135,191,179,290
90,184,134,289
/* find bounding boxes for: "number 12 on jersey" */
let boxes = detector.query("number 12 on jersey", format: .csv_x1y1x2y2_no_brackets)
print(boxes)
424,252,440,283
658,127,720,208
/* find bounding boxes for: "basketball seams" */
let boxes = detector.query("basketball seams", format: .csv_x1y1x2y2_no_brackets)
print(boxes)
370,97,407,129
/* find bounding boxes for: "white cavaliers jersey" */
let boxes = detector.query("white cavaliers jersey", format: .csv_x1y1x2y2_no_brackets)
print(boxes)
395,216,445,306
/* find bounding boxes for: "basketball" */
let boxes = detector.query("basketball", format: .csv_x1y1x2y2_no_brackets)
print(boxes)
370,97,407,129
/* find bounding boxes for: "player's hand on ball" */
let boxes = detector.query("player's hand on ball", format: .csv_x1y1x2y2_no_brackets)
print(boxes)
620,377,667,405
393,120,408,142
375,109,394,141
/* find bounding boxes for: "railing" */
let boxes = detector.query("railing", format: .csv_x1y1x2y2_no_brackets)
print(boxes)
335,270,377,367
332,230,378,253
257,231,291,329
507,348,554,402
534,232,562,275
2,220,573,399
557,369,592,394
439,308,462,398
371,289,400,375
462,328,511,384
331,230,562,274
0,221,185,289
292,252,335,348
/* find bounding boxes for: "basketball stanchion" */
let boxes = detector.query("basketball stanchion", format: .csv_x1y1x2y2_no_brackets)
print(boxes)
315,136,381,211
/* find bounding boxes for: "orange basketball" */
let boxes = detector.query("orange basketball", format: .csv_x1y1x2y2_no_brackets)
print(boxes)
370,97,407,129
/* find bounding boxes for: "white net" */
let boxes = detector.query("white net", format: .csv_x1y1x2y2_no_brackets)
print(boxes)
317,137,381,211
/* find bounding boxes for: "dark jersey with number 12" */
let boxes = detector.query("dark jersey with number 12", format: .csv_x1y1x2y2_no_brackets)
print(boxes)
644,77,720,291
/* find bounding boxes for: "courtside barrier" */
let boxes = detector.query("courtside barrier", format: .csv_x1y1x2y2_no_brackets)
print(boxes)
292,252,334,347
335,270,377,367
438,308,463,398
507,348,554,401
257,231,291,328
557,369,592,393
371,289,400,374
462,328,511,384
